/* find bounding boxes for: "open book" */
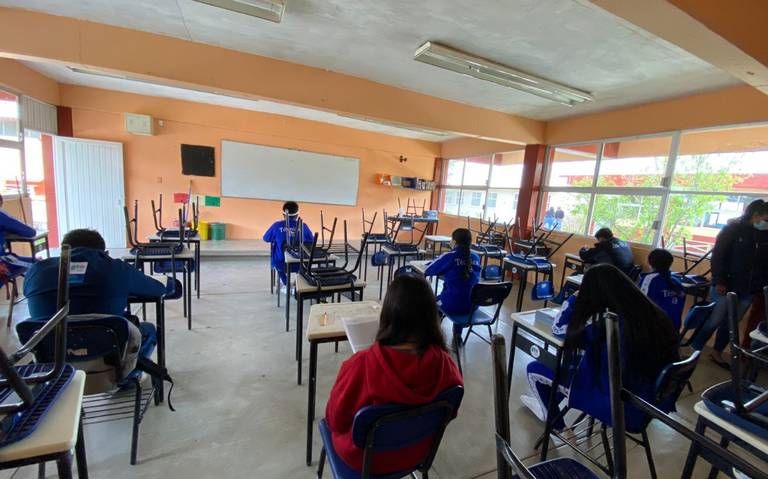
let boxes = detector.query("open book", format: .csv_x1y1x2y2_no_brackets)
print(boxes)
341,307,380,353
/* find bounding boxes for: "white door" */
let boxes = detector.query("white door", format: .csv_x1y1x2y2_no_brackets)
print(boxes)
53,137,126,248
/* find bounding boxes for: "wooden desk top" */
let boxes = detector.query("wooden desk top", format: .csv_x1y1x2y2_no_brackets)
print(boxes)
307,301,381,341
120,246,195,261
382,245,426,256
510,310,564,347
409,260,431,274
425,235,451,242
0,370,85,461
564,253,584,261
148,232,201,242
284,252,339,265
5,231,48,242
694,400,768,455
295,274,366,293
749,328,768,345
503,256,557,270
566,274,584,286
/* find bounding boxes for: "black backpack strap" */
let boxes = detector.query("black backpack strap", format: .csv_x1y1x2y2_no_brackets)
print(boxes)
136,356,176,411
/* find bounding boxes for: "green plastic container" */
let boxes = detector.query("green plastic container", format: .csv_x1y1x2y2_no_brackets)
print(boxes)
209,222,226,241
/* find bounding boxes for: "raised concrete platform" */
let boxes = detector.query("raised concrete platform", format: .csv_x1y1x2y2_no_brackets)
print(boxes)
200,239,270,258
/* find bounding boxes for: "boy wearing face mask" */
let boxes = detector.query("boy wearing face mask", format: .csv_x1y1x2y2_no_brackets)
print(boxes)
691,199,768,368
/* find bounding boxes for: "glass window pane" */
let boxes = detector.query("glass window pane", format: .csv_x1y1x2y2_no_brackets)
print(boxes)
590,194,661,244
439,188,461,216
597,136,671,187
674,125,768,193
0,90,20,142
540,192,591,233
546,144,598,187
443,159,464,186
662,194,758,252
24,130,48,231
459,189,486,218
0,147,23,196
463,156,491,186
490,151,524,188
484,189,518,223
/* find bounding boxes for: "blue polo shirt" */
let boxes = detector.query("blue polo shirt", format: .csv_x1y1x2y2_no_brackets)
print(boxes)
424,247,481,316
263,218,313,273
24,247,166,320
0,210,35,253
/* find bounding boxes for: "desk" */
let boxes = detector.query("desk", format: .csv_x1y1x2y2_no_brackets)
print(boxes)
514,239,549,257
361,235,389,281
5,231,50,259
122,247,194,329
379,245,425,299
127,295,167,403
682,401,768,478
471,245,508,270
284,253,338,332
294,275,366,385
750,328,768,345
424,235,451,259
304,301,380,466
503,256,557,312
565,274,583,287
507,310,565,462
0,370,87,478
561,254,584,290
149,232,201,299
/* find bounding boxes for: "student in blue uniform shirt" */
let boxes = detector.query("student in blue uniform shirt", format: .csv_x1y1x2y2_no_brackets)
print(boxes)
521,264,679,432
424,228,481,341
0,193,37,284
579,227,634,274
638,248,686,331
24,229,168,376
263,201,313,286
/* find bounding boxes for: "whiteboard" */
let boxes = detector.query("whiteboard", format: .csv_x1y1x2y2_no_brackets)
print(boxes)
221,140,359,206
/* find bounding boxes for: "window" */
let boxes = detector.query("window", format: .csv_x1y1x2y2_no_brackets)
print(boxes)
0,147,23,196
542,123,768,248
437,151,523,220
0,89,23,197
0,90,20,142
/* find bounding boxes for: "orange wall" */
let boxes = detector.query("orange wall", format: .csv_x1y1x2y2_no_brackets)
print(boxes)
546,85,768,145
0,58,59,105
61,85,437,240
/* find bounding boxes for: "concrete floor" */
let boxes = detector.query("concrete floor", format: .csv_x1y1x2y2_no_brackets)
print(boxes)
0,257,746,478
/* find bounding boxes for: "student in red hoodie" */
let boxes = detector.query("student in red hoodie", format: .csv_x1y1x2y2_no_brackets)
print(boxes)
324,274,463,474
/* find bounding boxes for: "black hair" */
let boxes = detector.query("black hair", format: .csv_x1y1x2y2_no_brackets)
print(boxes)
62,229,106,251
376,274,446,354
594,227,614,240
648,248,674,273
563,263,679,384
741,199,768,223
283,201,299,216
452,228,473,280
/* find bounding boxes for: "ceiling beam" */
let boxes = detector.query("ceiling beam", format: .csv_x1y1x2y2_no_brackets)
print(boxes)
0,7,543,144
590,0,768,95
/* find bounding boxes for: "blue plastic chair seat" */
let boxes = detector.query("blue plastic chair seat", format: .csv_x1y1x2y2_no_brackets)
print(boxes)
526,457,600,478
318,419,416,479
444,308,495,327
702,381,768,440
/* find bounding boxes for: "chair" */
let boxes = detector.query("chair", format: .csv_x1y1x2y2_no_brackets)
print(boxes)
361,210,386,281
3,274,20,328
17,314,160,465
679,301,716,347
626,265,642,282
490,334,600,479
317,386,464,479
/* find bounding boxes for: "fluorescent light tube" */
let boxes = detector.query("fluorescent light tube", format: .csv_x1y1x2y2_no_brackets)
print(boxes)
191,0,285,23
414,42,593,106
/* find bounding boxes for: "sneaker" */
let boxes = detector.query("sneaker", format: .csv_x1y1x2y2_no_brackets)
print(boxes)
520,394,547,422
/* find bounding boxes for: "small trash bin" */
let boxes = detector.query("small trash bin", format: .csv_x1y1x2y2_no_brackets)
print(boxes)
210,222,226,241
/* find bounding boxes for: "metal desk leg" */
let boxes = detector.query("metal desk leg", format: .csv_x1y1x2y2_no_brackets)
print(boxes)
506,323,519,396
186,264,192,330
195,241,201,299
285,268,292,332
560,259,569,291
363,243,369,281
306,340,319,466
75,415,89,479
156,298,166,403
539,348,564,461
516,270,528,312
681,418,706,479
297,296,304,385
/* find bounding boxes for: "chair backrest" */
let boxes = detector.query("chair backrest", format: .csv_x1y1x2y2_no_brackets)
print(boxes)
471,282,513,308
679,301,716,346
626,264,642,281
653,351,701,410
351,386,464,476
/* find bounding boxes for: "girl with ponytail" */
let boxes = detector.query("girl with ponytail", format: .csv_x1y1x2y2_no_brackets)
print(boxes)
425,228,481,340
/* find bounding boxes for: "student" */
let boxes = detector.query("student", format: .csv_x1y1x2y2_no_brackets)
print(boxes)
638,248,686,331
424,228,481,340
324,274,463,475
0,193,37,285
691,199,768,368
263,201,313,286
24,229,168,376
521,264,679,432
579,227,633,274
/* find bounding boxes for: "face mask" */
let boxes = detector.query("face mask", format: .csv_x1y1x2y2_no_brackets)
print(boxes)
754,220,768,231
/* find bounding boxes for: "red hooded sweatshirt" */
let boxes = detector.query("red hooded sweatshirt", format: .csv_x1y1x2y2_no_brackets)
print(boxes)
325,342,463,474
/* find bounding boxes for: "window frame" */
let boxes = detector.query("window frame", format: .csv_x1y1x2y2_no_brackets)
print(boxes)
540,122,768,248
436,154,522,221
0,87,26,199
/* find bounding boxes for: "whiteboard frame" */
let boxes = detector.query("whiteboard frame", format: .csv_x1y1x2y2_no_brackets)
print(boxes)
220,140,360,206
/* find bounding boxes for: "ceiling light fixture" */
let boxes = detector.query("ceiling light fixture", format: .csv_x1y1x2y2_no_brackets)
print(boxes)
191,0,285,23
413,41,593,107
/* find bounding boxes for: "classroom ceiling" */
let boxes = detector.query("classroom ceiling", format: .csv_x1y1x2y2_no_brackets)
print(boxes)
1,0,742,120
24,62,455,141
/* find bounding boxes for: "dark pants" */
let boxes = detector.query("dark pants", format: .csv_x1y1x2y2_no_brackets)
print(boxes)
692,285,752,352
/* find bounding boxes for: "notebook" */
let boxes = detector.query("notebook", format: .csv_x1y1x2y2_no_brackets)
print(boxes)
340,305,381,353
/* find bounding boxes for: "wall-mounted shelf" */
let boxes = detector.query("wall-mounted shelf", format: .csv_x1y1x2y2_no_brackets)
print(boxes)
375,174,435,191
